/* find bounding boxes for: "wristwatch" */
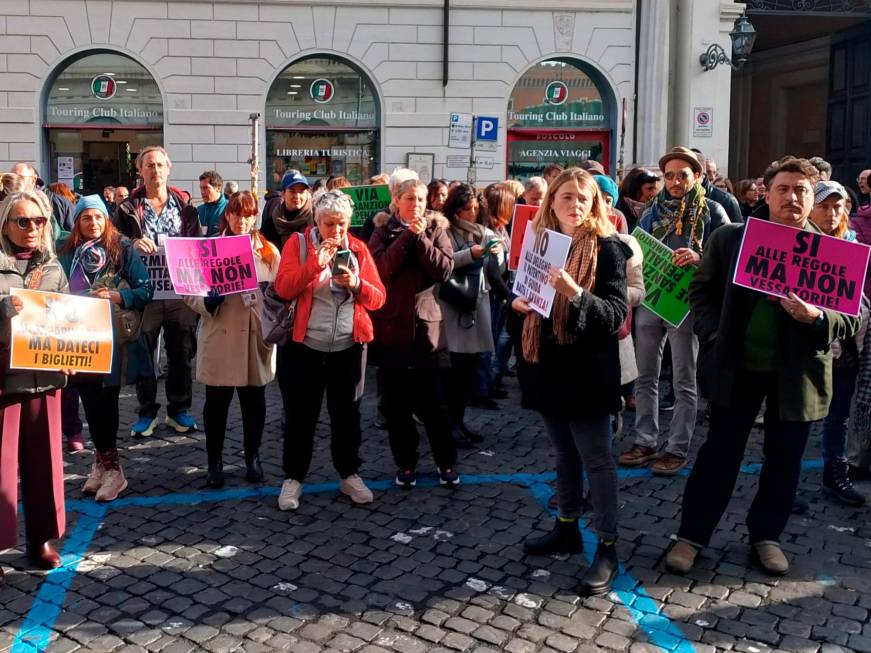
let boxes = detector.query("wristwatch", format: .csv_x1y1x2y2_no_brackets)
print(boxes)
570,289,584,307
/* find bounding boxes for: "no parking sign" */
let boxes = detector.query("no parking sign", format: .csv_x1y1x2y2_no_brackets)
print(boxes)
693,106,713,138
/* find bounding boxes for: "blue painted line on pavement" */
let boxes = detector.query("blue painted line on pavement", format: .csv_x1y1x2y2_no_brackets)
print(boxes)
11,503,107,653
13,458,827,653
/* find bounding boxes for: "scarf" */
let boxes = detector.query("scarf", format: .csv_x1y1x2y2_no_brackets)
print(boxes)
649,183,710,253
521,225,598,363
69,239,108,293
622,196,647,222
273,200,313,243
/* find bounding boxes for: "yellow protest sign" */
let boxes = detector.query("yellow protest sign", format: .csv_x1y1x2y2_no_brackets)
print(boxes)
9,288,114,374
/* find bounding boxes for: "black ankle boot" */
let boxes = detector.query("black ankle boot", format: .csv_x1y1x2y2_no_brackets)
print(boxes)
245,452,264,483
523,519,583,555
579,539,619,596
206,458,224,489
823,460,865,507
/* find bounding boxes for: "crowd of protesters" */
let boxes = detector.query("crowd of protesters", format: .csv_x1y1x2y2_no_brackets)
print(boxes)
1,146,870,597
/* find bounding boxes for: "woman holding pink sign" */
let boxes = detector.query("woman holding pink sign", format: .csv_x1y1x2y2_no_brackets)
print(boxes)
511,168,630,597
0,189,71,581
184,191,280,489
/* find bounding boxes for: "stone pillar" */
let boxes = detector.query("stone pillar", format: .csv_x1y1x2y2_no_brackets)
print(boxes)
670,0,746,175
636,0,671,166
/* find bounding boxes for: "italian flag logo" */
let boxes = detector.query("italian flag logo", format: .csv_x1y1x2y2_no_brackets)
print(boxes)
310,78,334,103
544,80,568,106
91,75,116,100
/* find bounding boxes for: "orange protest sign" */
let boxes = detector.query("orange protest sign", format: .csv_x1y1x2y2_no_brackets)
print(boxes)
9,288,114,374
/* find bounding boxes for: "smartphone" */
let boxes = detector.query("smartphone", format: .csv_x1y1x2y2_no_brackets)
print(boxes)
484,238,501,249
332,249,352,276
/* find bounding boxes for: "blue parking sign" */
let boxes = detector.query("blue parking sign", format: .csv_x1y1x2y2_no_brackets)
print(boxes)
475,116,499,142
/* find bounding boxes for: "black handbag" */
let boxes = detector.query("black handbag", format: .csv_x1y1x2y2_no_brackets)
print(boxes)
437,258,483,313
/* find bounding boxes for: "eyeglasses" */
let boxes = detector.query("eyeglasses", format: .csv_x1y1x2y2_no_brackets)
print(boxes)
663,171,692,182
12,216,48,230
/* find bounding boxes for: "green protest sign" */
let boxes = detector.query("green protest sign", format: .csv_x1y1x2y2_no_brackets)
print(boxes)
340,184,391,227
631,227,694,328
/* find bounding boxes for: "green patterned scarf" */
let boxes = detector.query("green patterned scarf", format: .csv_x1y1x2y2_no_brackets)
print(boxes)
649,183,710,253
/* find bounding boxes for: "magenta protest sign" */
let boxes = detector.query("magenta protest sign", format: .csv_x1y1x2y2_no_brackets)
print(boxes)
164,235,258,297
733,217,871,317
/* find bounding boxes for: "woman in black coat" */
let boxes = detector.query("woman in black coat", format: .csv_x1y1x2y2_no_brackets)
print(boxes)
512,168,630,597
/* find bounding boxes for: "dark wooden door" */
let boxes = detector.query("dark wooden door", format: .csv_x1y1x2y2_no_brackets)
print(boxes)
827,21,871,192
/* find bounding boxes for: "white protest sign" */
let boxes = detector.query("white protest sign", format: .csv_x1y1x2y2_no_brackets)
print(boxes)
141,247,179,300
512,222,572,318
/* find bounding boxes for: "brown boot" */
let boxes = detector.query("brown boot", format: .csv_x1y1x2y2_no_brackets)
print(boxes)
752,541,789,576
618,445,657,467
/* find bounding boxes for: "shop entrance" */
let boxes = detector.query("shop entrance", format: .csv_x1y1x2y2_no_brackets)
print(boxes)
266,55,380,189
46,128,162,194
43,50,164,193
507,129,610,179
506,58,615,179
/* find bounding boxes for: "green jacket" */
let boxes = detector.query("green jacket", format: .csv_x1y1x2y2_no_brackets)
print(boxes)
689,219,861,422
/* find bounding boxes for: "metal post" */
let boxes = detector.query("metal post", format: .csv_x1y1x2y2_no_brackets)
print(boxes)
467,114,477,185
248,112,260,199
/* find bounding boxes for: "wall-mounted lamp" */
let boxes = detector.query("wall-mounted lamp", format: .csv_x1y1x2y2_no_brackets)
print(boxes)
700,14,757,71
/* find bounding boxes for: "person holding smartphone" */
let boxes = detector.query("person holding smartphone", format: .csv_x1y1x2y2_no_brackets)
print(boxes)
438,183,506,446
274,190,386,511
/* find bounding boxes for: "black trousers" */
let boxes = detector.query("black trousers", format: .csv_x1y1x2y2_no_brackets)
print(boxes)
382,364,457,471
282,342,366,481
78,381,121,453
136,299,197,418
447,352,477,426
203,384,266,460
677,370,812,546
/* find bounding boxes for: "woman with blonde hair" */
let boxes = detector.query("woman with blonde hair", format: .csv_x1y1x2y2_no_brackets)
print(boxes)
513,168,630,596
0,190,72,580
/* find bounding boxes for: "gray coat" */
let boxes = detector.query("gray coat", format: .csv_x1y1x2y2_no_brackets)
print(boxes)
438,222,495,354
0,250,69,397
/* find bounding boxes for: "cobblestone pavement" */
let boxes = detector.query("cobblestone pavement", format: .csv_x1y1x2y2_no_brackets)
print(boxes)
2,370,870,653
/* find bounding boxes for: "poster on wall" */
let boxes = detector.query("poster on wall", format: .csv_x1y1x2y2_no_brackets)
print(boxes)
407,153,434,184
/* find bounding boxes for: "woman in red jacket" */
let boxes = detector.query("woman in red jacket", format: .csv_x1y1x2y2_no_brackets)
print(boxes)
273,190,386,511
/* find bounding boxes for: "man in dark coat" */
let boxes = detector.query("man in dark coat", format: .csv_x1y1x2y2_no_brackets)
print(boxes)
9,162,75,233
114,146,202,437
691,149,743,224
666,156,861,577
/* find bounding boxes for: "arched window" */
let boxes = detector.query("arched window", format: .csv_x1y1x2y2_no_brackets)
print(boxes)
507,58,614,179
44,51,163,193
265,55,380,188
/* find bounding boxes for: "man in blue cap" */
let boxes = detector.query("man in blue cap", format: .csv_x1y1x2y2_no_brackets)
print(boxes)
260,170,312,250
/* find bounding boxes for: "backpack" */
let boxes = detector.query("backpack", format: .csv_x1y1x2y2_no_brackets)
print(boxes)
260,232,306,346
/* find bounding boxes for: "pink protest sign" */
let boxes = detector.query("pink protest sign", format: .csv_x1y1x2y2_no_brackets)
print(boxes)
164,235,258,297
732,217,871,317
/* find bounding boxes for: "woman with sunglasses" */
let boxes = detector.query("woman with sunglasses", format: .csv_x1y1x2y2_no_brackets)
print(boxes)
184,191,280,488
57,195,154,502
0,190,71,582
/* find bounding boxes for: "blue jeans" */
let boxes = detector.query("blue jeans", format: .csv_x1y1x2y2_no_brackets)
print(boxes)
822,364,859,463
489,297,513,379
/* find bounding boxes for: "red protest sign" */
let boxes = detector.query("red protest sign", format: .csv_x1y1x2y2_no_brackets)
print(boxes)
508,204,539,271
732,218,871,317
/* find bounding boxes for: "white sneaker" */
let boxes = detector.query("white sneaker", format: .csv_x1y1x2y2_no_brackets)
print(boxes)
278,479,302,511
340,475,374,504
82,461,105,494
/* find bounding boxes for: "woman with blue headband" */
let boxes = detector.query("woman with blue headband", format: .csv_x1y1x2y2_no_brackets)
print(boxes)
57,195,154,502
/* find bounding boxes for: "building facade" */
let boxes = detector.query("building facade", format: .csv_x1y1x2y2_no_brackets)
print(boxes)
0,0,742,197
